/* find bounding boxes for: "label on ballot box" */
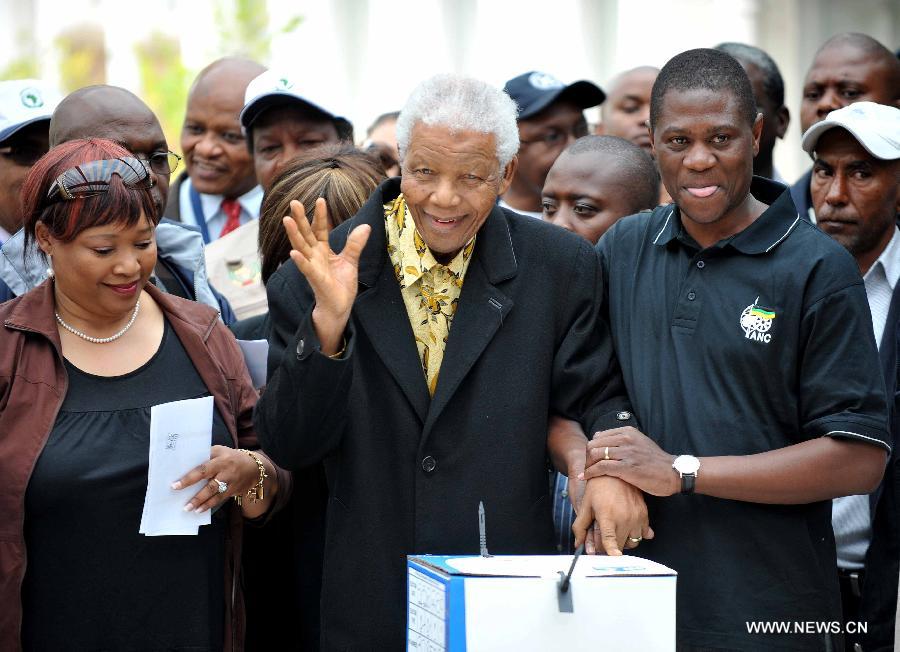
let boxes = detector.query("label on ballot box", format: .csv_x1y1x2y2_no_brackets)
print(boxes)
407,554,676,652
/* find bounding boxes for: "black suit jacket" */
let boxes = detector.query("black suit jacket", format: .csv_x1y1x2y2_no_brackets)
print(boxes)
791,168,813,223
254,178,632,650
860,280,900,652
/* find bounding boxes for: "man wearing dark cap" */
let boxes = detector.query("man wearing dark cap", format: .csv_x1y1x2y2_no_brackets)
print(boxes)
166,57,266,243
556,48,890,650
500,71,604,218
792,33,900,221
0,79,61,244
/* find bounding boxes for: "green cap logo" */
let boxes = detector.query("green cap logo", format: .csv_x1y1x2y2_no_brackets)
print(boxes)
20,88,44,109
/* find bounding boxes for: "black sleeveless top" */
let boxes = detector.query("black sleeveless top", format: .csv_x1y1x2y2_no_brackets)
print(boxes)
23,319,231,651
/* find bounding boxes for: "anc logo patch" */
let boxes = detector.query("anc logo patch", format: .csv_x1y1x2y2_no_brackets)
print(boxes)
739,298,776,344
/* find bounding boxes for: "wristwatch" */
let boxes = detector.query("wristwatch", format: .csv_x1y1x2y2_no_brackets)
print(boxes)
672,455,700,494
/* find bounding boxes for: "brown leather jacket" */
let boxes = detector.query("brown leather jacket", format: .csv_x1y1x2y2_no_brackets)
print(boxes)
0,281,266,651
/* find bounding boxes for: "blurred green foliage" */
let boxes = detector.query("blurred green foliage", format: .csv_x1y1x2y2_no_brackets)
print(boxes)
1,57,39,80
13,2,304,158
1,29,39,80
55,25,107,92
134,34,193,153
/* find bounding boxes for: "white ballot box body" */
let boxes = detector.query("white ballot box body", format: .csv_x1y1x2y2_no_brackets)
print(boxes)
407,554,676,652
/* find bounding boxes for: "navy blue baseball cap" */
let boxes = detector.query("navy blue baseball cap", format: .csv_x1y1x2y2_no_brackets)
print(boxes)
503,71,605,120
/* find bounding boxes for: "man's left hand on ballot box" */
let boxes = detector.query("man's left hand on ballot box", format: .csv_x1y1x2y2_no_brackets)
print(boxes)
572,475,653,556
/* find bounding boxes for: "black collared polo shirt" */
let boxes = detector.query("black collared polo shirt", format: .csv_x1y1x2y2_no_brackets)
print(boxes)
598,177,889,651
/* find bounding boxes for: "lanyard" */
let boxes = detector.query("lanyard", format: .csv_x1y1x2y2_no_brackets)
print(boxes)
188,182,213,244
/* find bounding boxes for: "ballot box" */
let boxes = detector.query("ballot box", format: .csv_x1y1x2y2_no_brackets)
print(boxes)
407,554,676,652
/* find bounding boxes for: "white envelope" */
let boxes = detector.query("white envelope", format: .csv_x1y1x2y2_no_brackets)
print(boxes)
139,396,214,536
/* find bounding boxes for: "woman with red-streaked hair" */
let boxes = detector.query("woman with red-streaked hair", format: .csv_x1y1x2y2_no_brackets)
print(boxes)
0,138,284,652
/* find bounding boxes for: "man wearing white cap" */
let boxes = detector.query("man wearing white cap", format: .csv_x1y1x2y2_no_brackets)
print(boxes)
210,73,352,648
204,72,352,323
0,79,62,244
240,69,352,193
803,101,900,652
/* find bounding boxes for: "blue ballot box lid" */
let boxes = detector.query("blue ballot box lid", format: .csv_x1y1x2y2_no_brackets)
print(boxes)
408,554,677,578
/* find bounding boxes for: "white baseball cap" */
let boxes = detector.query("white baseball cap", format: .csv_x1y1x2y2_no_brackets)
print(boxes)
0,79,63,143
801,101,900,160
239,70,345,130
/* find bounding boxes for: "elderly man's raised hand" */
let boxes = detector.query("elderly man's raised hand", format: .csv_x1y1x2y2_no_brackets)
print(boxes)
282,198,371,355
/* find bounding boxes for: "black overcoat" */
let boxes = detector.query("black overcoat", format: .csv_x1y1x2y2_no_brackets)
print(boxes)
255,178,631,650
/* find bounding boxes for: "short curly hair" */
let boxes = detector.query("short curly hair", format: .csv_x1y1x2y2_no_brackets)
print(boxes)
650,48,758,130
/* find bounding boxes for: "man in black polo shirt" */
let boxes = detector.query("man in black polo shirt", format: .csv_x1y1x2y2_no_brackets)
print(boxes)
563,48,890,651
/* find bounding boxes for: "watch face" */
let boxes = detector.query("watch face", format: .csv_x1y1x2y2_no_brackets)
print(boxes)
674,455,700,475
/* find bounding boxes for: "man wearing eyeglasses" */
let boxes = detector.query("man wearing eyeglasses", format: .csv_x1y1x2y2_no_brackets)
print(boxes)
48,86,182,223
500,71,604,219
0,79,62,244
0,85,235,323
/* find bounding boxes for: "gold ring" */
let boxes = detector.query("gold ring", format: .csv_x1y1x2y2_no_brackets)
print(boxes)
627,536,642,544
604,446,610,461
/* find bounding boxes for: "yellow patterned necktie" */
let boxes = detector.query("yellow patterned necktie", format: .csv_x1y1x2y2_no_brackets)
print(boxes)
383,195,475,395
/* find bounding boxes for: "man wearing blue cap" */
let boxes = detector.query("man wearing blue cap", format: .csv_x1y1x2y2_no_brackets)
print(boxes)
501,71,604,218
0,79,62,244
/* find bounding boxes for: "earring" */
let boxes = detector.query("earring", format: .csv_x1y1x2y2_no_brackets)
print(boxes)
46,255,54,279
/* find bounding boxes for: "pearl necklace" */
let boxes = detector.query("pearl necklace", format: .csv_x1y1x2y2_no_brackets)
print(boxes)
55,300,141,344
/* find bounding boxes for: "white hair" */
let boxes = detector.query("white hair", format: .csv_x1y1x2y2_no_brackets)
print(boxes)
396,74,520,169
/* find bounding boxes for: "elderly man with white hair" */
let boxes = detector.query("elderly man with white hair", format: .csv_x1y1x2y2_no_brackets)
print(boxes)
255,74,639,649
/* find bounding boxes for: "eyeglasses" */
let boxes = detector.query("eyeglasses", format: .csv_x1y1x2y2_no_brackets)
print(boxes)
0,143,47,167
45,157,153,205
519,122,590,149
139,150,181,176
